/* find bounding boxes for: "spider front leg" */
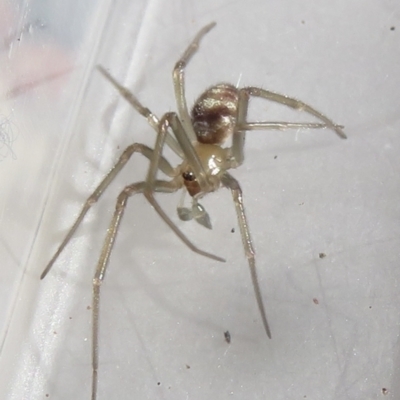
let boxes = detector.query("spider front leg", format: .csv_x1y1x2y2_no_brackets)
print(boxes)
173,22,216,142
221,172,272,339
230,88,346,168
143,111,222,259
97,65,184,158
91,179,180,400
242,87,347,139
40,143,176,279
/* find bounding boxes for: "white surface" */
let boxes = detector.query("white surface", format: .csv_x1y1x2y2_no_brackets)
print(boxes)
1,0,399,399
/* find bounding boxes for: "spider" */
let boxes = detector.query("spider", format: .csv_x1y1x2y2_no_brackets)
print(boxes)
40,22,346,399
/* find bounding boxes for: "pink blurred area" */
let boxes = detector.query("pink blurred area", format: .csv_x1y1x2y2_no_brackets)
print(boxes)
0,1,74,101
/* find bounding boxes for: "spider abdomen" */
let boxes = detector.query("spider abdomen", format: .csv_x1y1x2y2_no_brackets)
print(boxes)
191,83,239,145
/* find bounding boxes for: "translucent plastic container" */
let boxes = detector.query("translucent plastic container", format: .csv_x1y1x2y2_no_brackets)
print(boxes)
1,1,399,399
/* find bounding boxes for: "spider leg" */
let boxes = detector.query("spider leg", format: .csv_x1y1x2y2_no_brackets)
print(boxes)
231,90,249,166
240,122,344,130
230,89,345,168
161,112,211,189
97,65,183,158
221,172,272,339
144,112,223,261
243,87,347,139
173,22,216,142
40,143,175,279
91,179,181,400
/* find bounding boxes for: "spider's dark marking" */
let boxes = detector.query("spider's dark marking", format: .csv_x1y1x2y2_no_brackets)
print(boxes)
182,171,195,181
182,170,201,196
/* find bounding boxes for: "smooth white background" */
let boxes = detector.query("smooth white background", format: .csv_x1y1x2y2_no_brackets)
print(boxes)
0,0,399,399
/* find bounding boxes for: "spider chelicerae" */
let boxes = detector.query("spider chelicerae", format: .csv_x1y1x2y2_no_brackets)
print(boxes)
41,22,346,399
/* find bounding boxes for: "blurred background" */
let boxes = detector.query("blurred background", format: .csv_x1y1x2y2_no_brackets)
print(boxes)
0,0,399,399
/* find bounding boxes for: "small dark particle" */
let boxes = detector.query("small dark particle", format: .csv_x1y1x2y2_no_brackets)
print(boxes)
185,364,190,369
301,20,305,25
369,306,372,309
299,202,304,206
319,253,326,259
231,228,235,233
157,382,161,386
274,155,278,159
224,330,231,343
382,388,388,395
46,394,49,398
87,305,91,310
313,298,319,305
390,26,395,31
53,331,57,335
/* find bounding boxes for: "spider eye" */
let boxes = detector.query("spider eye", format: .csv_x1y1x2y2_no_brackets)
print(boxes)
182,171,196,181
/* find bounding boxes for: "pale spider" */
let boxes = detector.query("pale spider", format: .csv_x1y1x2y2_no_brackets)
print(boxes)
41,22,346,399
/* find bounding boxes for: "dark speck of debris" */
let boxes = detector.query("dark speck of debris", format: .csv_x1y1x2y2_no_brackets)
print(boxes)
390,26,395,31
231,228,235,233
369,306,372,309
157,382,161,386
301,20,305,24
274,155,278,159
382,388,388,395
186,364,190,369
224,330,231,343
319,253,326,259
313,298,319,305
87,305,91,310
